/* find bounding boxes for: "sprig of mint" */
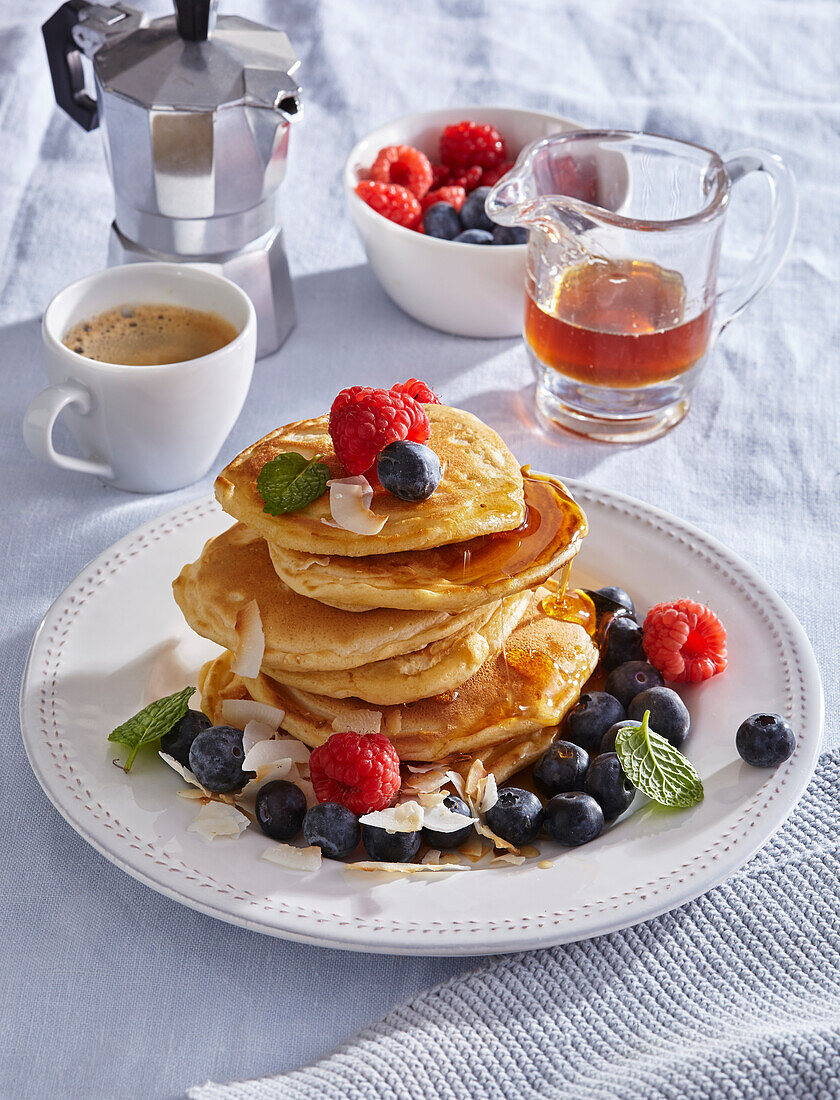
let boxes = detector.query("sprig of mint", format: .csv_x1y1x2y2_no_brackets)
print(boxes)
108,685,195,772
257,452,329,516
615,710,704,809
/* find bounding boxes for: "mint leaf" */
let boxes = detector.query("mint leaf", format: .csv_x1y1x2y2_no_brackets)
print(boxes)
108,686,195,772
615,710,704,809
257,452,329,515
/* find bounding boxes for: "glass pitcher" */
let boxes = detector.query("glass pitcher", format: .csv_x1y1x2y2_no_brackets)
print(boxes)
486,131,797,442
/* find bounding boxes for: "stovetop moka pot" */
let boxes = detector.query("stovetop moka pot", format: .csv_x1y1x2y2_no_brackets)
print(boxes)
43,0,302,357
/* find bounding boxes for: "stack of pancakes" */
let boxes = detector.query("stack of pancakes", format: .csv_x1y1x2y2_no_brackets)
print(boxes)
174,404,600,784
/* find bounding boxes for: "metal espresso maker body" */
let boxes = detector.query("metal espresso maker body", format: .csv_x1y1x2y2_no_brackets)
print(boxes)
43,0,302,357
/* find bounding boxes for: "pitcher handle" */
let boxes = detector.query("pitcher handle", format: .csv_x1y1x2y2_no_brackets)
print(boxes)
715,149,798,332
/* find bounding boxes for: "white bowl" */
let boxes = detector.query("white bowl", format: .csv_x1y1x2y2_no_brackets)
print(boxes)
343,106,583,338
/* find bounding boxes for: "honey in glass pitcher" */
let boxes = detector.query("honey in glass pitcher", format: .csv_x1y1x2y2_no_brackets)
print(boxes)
525,258,715,389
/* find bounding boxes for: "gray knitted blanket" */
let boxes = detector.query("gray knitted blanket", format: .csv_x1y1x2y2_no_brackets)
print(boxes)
191,751,839,1100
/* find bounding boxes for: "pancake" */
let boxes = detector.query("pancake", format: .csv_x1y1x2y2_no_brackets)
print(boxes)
268,471,587,612
270,588,533,704
198,593,599,762
214,404,526,557
173,523,497,673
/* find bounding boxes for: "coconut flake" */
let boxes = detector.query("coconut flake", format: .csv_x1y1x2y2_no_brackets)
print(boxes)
346,860,468,875
401,769,448,794
221,699,285,731
406,762,444,774
445,770,466,799
270,738,312,765
242,740,297,773
423,803,478,834
360,801,424,833
177,788,204,800
383,709,402,736
159,751,210,795
459,834,490,863
231,600,265,678
326,476,387,535
479,773,499,814
491,853,526,866
188,800,249,842
261,843,322,871
331,710,382,736
420,849,441,866
242,719,277,754
476,820,519,854
417,790,448,809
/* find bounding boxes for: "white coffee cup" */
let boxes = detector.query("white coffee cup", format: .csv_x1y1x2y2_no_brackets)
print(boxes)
23,263,257,493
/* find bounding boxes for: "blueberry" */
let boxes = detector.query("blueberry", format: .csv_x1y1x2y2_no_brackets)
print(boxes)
600,719,638,755
377,440,441,502
484,787,545,847
595,586,636,620
303,802,361,859
534,740,590,798
423,202,462,241
460,186,494,232
160,709,211,768
604,661,664,710
188,725,254,793
422,794,474,849
362,824,421,863
254,780,307,840
491,225,527,246
453,228,494,245
545,792,604,846
628,686,690,748
736,713,796,768
564,692,626,756
602,617,645,670
584,753,636,821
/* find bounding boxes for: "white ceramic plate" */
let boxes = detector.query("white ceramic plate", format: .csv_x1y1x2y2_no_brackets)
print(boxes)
19,483,823,955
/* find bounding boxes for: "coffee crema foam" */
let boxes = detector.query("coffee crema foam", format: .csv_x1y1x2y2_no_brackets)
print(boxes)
63,303,239,366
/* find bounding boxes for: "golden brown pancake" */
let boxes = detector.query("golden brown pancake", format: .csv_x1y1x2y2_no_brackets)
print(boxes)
198,594,599,762
269,589,533,704
268,471,587,612
173,523,499,672
214,404,526,557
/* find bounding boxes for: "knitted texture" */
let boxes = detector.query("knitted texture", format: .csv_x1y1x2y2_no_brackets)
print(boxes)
190,753,839,1100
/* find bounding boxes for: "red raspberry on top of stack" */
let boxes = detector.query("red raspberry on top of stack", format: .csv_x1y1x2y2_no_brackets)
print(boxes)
329,386,431,475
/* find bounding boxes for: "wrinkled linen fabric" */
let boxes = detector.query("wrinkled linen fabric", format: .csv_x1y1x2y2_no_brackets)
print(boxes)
0,0,836,1098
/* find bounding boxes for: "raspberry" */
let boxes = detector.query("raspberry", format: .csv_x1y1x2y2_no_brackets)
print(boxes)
431,163,451,188
369,144,433,199
643,600,727,684
355,180,421,229
481,161,514,188
450,165,484,192
309,732,401,815
440,122,508,170
391,378,441,404
329,386,431,475
420,186,467,212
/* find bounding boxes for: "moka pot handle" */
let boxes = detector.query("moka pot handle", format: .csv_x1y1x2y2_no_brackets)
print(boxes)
42,1,98,131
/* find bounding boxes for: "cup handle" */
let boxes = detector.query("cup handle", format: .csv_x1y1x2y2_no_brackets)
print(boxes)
23,381,115,479
715,148,798,332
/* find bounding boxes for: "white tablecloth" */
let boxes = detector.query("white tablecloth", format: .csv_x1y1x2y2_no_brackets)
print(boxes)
1,1,836,1097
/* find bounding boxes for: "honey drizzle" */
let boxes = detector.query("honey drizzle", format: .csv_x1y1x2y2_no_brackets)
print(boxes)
434,471,585,588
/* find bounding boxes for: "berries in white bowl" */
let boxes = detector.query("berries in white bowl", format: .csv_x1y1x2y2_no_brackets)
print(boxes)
344,107,585,337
